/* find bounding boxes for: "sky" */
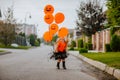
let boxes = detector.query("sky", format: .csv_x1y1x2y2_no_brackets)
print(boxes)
0,0,107,38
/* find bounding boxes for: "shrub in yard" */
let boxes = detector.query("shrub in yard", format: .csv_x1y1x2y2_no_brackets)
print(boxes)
84,43,88,49
79,48,88,53
35,40,40,46
110,27,120,36
71,40,76,47
88,43,92,50
69,47,74,50
0,44,5,48
84,43,92,50
74,48,80,51
29,34,35,46
78,39,83,48
105,44,112,52
37,38,41,46
110,34,120,51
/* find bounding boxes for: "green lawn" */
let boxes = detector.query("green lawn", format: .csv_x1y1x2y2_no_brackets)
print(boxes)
81,52,120,69
0,45,31,49
0,50,6,55
0,50,5,52
11,46,31,49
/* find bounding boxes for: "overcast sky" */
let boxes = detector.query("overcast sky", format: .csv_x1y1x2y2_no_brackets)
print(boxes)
0,0,107,38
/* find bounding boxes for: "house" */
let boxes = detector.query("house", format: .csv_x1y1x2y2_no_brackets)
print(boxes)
16,24,37,37
73,29,82,40
92,28,111,52
67,29,74,45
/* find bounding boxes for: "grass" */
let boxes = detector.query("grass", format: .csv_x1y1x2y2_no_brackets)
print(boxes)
10,46,31,49
0,50,5,52
0,45,31,49
0,50,6,55
81,52,120,69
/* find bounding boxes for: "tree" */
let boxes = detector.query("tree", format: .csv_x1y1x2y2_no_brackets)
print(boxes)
76,0,106,36
35,40,40,46
71,40,76,47
19,32,25,37
0,23,15,46
0,6,16,46
52,35,58,42
106,0,120,26
37,38,41,43
29,34,36,46
4,6,16,24
37,38,41,46
78,39,83,48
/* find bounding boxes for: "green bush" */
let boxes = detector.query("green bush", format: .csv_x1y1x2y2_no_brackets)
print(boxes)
78,39,83,48
29,34,35,46
110,34,120,51
37,38,41,46
84,43,88,49
0,50,4,52
84,43,92,50
105,44,112,52
69,47,74,50
88,43,92,50
71,40,76,47
74,48,80,51
0,43,30,49
35,40,40,46
110,27,120,36
79,48,88,53
0,44,5,48
0,45,30,49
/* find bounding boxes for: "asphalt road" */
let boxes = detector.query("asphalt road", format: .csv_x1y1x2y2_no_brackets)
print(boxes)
0,45,118,80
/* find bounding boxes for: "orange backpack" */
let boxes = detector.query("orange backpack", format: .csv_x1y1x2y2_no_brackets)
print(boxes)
57,40,67,52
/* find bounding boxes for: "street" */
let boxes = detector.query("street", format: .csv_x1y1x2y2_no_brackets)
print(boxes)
0,45,117,80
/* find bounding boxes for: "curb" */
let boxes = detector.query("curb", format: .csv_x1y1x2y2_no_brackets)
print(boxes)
0,51,11,55
69,51,120,80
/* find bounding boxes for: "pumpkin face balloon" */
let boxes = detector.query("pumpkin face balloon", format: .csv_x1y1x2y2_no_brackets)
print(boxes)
49,23,59,35
44,5,54,14
55,12,65,24
43,31,52,42
44,14,54,24
58,27,69,38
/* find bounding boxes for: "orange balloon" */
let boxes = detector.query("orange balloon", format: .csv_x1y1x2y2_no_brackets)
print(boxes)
44,14,54,24
58,27,69,38
43,31,52,42
49,23,59,35
55,12,65,24
44,4,54,14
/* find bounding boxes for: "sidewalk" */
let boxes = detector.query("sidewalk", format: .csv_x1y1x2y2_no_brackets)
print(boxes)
68,51,120,80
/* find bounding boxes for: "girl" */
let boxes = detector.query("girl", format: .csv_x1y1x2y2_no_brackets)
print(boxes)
54,38,68,69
